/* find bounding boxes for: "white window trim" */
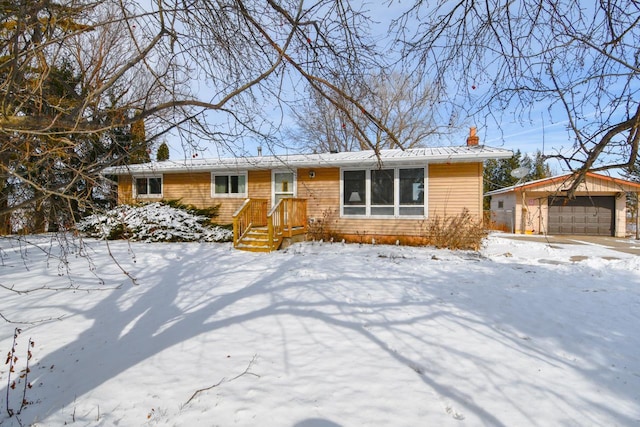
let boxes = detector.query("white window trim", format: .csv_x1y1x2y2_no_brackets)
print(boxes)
133,174,163,198
211,172,248,198
340,166,428,219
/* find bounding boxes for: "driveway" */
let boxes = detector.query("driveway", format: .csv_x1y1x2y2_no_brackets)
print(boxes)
497,234,640,256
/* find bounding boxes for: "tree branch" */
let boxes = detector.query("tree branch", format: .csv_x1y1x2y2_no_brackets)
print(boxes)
184,354,260,406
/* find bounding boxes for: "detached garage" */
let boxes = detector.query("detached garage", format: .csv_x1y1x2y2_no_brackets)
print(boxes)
547,196,614,235
486,172,640,237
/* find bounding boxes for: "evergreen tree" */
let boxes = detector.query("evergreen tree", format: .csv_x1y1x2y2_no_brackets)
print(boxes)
523,150,552,182
13,59,84,231
484,150,523,193
157,142,170,161
1,55,144,232
483,150,552,210
127,117,150,164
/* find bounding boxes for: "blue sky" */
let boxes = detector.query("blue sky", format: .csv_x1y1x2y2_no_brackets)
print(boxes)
161,1,586,177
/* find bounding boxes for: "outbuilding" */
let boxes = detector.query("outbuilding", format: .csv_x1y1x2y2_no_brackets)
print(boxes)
485,172,640,237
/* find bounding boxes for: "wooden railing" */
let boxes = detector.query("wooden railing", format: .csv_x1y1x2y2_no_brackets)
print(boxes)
282,198,307,237
267,200,285,251
233,198,307,250
232,198,268,248
267,198,308,251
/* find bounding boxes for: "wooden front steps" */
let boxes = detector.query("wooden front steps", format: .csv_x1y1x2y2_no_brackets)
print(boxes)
235,226,279,252
232,198,308,252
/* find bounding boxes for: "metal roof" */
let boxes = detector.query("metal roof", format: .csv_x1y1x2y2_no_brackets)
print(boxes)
484,171,640,196
103,145,513,175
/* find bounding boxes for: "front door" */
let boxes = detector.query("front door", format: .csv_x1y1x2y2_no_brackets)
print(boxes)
273,171,296,205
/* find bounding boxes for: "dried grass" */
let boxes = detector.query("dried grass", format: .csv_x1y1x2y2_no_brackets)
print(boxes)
421,209,487,251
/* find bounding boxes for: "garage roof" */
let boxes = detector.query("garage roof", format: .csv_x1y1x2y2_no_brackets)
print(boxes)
485,172,640,196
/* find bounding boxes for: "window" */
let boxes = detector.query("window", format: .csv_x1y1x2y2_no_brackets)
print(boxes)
342,167,426,217
399,168,424,216
134,176,162,197
371,169,394,215
343,170,366,215
212,173,246,197
498,200,504,209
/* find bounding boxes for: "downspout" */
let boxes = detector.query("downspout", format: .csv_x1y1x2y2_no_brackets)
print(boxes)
538,198,542,235
521,190,527,234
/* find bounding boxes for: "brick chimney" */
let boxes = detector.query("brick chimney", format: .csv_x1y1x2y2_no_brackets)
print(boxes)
467,127,480,146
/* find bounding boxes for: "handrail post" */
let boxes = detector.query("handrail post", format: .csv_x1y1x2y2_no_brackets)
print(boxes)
288,198,294,237
301,199,307,231
232,198,251,248
266,199,286,251
267,215,274,251
281,200,287,237
233,217,239,248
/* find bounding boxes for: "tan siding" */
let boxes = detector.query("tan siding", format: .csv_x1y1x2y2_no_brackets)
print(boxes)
114,161,487,239
248,170,272,200
297,167,340,221
516,193,547,234
615,195,627,237
163,172,210,204
116,172,245,224
528,175,640,193
587,177,640,192
428,162,482,219
164,172,245,224
117,175,133,204
527,178,573,193
333,218,426,243
212,199,244,224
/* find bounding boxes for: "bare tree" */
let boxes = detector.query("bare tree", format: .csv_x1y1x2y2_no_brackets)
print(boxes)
394,0,640,195
289,71,448,153
0,0,393,232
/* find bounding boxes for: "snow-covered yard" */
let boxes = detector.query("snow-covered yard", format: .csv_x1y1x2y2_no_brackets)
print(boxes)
1,234,639,426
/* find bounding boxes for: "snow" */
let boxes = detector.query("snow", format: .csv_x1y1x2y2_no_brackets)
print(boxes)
76,203,232,243
1,233,639,426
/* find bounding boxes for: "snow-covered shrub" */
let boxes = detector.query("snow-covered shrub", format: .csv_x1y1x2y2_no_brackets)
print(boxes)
161,198,220,220
76,202,232,243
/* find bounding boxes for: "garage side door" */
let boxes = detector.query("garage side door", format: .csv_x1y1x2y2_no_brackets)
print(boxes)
547,196,614,235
